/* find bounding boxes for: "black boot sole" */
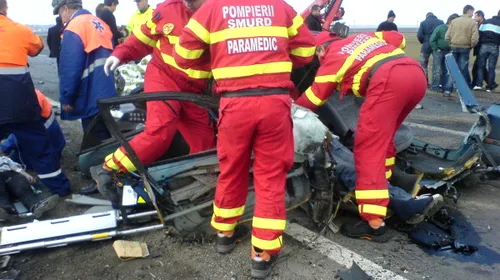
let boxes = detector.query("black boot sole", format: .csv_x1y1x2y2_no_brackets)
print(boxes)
340,228,393,243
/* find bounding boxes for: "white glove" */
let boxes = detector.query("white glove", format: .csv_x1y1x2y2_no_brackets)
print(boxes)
104,56,121,76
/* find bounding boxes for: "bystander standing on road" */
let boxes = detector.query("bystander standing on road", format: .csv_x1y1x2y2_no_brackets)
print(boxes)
430,13,460,97
98,0,123,47
306,4,323,32
377,10,398,31
475,10,500,93
47,16,63,73
472,10,487,89
52,0,116,142
445,4,479,89
417,12,444,87
125,0,153,37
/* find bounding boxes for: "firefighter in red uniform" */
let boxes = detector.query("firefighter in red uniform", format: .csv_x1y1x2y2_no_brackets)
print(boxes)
174,0,315,278
91,0,215,200
295,30,426,242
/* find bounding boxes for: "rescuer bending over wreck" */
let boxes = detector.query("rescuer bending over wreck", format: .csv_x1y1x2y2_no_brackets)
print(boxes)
295,30,427,242
89,0,215,199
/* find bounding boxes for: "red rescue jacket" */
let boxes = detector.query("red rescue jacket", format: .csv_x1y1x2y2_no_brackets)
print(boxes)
173,0,316,93
112,0,211,93
296,31,416,110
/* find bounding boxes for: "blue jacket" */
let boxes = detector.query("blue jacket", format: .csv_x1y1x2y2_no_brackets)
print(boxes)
59,9,116,121
417,15,444,53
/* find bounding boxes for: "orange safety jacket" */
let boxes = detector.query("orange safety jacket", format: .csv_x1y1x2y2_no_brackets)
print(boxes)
35,90,52,119
296,31,408,110
173,0,316,93
0,14,43,67
112,0,211,92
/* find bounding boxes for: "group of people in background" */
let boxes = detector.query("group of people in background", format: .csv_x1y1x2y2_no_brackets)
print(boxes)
417,5,500,96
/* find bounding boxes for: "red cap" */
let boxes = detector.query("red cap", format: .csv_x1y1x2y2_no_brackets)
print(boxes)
314,31,341,47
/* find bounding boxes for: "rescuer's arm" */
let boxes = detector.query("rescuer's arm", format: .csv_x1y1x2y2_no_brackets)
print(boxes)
58,30,86,108
173,3,213,69
285,3,316,69
294,60,341,111
25,26,44,57
112,33,154,63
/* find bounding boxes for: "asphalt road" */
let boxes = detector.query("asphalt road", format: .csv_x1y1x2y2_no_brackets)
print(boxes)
16,52,500,280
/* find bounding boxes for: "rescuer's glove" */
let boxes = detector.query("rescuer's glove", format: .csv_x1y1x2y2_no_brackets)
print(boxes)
104,56,121,76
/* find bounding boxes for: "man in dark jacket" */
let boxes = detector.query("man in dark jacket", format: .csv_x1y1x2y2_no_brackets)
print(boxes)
47,16,63,71
98,0,123,48
417,12,444,85
472,10,487,89
476,10,500,92
430,13,460,96
377,10,398,31
305,5,323,32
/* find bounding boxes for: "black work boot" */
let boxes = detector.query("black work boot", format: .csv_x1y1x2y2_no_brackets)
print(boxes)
340,220,391,243
90,165,119,206
79,182,98,195
251,246,279,279
216,224,250,254
0,206,17,222
32,194,59,219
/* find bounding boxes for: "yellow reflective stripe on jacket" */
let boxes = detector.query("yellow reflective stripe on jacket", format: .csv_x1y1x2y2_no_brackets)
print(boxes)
186,19,210,44
288,15,304,37
174,42,205,59
399,36,406,49
160,53,211,79
355,189,390,200
104,153,119,171
210,26,288,44
213,204,245,218
304,87,327,106
315,74,339,83
211,214,238,231
252,217,287,231
290,46,316,57
385,157,395,166
168,35,179,45
335,38,380,85
212,61,292,79
113,149,136,173
252,235,283,250
386,170,392,179
359,204,387,217
351,49,405,96
146,20,157,35
134,26,157,48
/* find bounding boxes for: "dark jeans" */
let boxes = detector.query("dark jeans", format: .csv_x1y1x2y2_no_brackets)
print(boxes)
0,171,39,211
472,55,488,87
476,44,500,90
451,47,472,89
420,51,432,84
81,115,112,142
431,50,453,92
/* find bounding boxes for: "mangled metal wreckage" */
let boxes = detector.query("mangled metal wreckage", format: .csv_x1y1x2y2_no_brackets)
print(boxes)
0,52,497,256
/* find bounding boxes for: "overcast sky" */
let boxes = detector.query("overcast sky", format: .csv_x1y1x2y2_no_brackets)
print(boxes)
6,0,500,27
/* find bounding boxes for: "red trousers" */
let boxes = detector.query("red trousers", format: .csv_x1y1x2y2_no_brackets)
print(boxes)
105,65,215,173
354,60,426,222
211,94,294,255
